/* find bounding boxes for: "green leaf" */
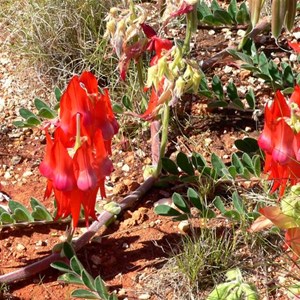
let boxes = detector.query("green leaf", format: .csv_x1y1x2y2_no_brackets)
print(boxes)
34,98,50,110
13,208,34,222
232,192,246,214
54,87,62,102
8,200,34,222
63,242,75,260
112,103,123,114
191,152,207,170
25,116,41,126
19,108,35,120
241,153,254,174
197,1,212,19
71,289,100,299
70,256,84,275
172,193,190,214
252,155,261,177
211,0,221,12
81,269,95,291
227,49,253,65
13,120,26,127
162,158,179,175
0,212,15,224
212,75,224,100
234,138,259,153
236,2,250,24
38,107,56,119
58,273,83,285
231,153,244,174
95,276,109,298
245,88,255,109
228,165,237,179
31,206,53,221
213,196,227,214
211,153,226,176
214,9,233,25
176,152,194,175
122,95,133,111
207,282,235,300
227,81,239,102
258,52,270,76
228,0,237,22
187,188,203,211
224,210,241,221
154,205,182,217
50,261,71,273
282,64,294,87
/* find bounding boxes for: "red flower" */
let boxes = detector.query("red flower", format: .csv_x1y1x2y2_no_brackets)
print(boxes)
288,41,300,53
170,1,194,17
39,72,118,228
258,87,300,197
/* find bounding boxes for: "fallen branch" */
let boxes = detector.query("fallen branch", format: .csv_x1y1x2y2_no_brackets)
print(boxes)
0,175,156,284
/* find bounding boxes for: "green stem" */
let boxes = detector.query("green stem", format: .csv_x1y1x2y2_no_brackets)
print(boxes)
183,13,193,55
136,58,148,109
154,102,170,177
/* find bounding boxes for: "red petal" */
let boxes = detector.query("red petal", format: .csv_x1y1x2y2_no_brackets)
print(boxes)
79,71,98,94
141,23,157,38
290,85,300,107
272,120,294,165
170,1,194,17
73,142,98,191
288,41,300,53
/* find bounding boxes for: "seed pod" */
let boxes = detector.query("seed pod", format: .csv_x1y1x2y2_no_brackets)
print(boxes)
284,0,297,32
249,0,265,27
271,0,287,39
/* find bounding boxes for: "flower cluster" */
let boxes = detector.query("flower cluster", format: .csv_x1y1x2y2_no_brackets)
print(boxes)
39,71,119,228
258,86,300,196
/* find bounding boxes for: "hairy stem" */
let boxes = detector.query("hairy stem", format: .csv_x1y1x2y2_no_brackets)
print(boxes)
0,176,156,284
154,103,170,177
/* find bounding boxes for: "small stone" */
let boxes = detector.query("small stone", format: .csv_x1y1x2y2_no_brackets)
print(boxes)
122,243,129,249
11,156,22,165
16,243,26,252
245,126,251,132
122,164,130,172
237,29,245,37
290,53,298,62
4,171,11,180
204,138,212,146
224,66,233,74
22,170,33,177
208,30,215,35
178,220,190,232
36,240,47,247
138,293,151,300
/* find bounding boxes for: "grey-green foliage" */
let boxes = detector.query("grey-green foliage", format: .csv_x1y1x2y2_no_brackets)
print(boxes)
199,75,256,110
13,89,60,128
197,0,250,26
207,268,259,300
0,198,53,226
155,150,261,222
228,40,297,92
51,243,117,300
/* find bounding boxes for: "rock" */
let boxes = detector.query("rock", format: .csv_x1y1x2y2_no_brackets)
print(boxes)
4,171,11,180
122,164,130,172
138,293,151,299
178,220,190,232
36,240,47,247
11,156,22,165
16,243,26,252
22,170,33,177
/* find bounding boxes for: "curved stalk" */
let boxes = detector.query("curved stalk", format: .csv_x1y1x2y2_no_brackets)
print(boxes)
154,102,170,178
0,176,156,284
